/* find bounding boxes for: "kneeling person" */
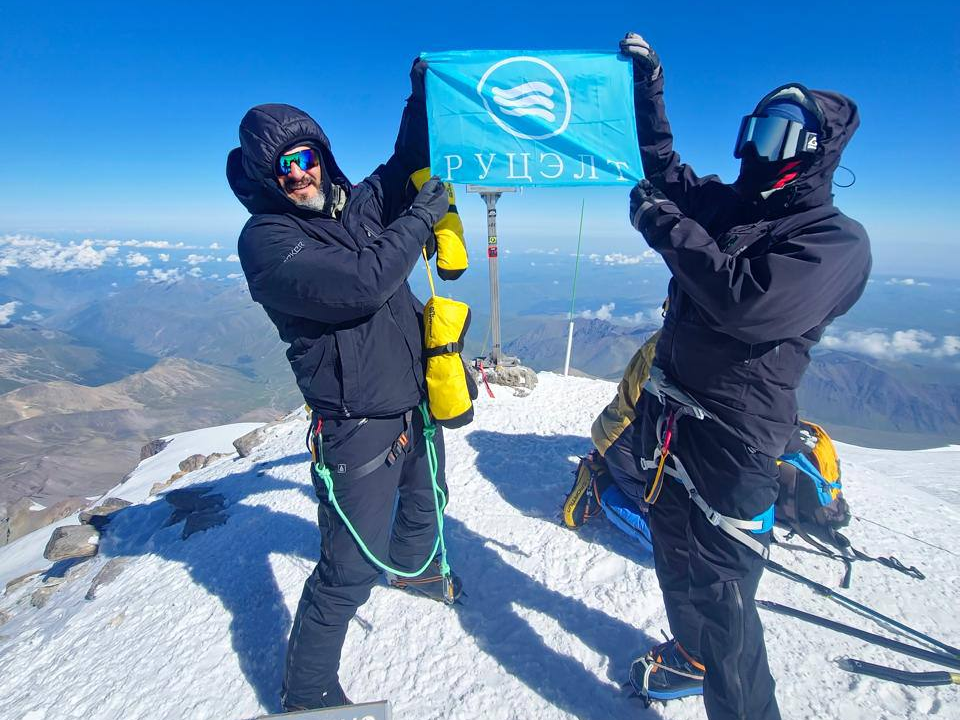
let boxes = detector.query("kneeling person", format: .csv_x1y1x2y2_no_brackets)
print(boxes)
563,330,660,550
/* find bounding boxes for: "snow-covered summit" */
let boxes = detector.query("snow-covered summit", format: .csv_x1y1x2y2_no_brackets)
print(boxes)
0,374,957,720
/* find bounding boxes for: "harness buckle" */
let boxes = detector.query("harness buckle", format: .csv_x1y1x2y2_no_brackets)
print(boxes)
385,430,411,466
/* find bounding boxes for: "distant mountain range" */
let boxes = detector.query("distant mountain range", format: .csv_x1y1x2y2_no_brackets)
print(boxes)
501,317,960,449
0,356,296,546
1,269,957,546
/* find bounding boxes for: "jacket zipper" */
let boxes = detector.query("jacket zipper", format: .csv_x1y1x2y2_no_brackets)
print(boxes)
332,332,350,417
732,581,747,719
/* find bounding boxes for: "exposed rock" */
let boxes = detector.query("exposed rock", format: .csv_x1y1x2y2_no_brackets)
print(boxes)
484,364,539,396
164,489,225,514
79,497,132,529
139,437,170,461
4,570,41,596
1,496,89,548
178,454,207,474
0,609,10,626
30,584,60,609
232,423,275,458
85,558,128,600
202,452,230,468
182,510,228,539
43,525,100,562
149,470,186,496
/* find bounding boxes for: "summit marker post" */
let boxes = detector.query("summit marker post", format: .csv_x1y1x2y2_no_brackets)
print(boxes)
467,185,517,368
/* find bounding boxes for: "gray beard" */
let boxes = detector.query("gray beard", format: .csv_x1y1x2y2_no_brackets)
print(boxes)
293,191,328,213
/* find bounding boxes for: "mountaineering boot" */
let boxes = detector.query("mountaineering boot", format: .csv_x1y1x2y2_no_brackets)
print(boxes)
387,558,463,604
629,637,705,703
562,451,611,529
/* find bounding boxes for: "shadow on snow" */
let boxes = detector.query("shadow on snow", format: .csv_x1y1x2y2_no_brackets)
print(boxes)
95,430,663,718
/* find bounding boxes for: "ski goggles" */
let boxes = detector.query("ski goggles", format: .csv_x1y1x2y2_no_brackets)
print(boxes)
734,115,819,162
277,147,320,176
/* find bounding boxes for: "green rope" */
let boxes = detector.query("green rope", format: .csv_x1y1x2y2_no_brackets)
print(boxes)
568,199,586,320
312,401,449,579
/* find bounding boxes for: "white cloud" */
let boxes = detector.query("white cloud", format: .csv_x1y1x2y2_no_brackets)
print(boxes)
579,302,616,321
0,235,118,273
939,336,960,357
226,273,244,280
186,254,215,265
226,254,240,263
158,253,170,262
886,278,931,287
120,240,189,249
209,242,222,249
125,252,151,267
597,251,658,266
0,301,19,324
141,267,184,284
23,310,44,322
821,329,960,360
621,307,664,325
187,267,204,278
584,251,657,266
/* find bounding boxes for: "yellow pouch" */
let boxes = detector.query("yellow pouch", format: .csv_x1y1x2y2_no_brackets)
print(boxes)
410,168,468,281
421,250,477,428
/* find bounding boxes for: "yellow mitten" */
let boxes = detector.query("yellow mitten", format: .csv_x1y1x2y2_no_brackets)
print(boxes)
410,168,468,280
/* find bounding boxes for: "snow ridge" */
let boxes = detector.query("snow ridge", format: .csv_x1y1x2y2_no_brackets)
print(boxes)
0,374,957,720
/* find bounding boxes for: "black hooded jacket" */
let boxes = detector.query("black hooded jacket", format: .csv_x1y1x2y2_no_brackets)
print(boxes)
226,89,432,419
634,74,872,456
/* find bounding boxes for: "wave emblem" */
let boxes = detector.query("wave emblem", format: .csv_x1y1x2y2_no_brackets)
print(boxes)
491,82,556,122
477,56,572,140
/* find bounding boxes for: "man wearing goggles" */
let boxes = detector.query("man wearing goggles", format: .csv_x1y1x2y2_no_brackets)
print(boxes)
227,59,458,712
617,33,871,720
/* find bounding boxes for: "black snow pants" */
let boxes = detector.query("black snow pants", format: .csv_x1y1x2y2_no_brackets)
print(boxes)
632,390,782,720
282,409,446,710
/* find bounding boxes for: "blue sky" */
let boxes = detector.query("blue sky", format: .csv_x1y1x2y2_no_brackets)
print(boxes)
1,1,957,276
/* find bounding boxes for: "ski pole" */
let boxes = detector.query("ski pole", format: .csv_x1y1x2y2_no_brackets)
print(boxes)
839,658,960,687
757,600,960,671
765,559,960,658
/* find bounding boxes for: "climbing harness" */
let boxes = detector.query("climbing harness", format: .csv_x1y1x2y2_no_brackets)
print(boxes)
639,366,774,559
310,402,455,602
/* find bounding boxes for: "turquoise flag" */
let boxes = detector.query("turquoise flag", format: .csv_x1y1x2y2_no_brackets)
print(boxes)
422,50,643,187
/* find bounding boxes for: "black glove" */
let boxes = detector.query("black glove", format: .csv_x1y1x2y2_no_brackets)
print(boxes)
619,33,661,81
630,180,682,234
424,231,437,260
408,176,449,242
410,57,428,99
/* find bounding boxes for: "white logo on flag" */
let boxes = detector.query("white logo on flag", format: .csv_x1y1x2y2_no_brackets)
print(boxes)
477,56,572,140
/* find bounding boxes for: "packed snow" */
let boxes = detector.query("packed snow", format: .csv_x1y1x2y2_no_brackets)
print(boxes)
0,374,957,720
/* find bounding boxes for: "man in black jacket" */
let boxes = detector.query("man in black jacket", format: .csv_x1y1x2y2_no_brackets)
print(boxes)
227,61,458,711
619,34,871,719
